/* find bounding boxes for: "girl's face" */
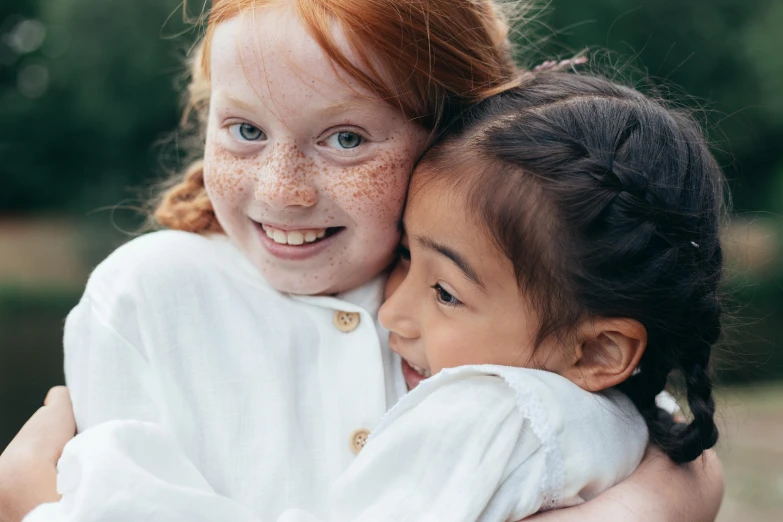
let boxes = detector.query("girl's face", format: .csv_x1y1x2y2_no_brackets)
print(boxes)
204,9,429,295
379,170,567,391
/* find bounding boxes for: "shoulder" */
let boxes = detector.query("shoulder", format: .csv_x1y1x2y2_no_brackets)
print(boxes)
83,231,258,307
95,230,218,274
377,370,520,435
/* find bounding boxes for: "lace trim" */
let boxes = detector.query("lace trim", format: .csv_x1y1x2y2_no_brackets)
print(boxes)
372,364,566,509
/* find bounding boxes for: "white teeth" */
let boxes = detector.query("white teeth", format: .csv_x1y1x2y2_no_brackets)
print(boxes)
273,230,287,245
408,362,431,378
287,231,304,245
262,225,329,245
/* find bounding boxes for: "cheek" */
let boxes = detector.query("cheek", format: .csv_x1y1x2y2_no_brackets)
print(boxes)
203,143,250,205
427,320,507,371
322,149,414,229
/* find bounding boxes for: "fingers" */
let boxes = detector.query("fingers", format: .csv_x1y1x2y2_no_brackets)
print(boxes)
44,386,70,408
12,387,76,462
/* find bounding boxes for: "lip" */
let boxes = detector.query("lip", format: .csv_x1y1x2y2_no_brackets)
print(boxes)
400,358,429,391
253,221,345,261
260,222,326,232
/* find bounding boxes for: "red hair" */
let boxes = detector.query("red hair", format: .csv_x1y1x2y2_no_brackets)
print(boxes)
155,0,526,233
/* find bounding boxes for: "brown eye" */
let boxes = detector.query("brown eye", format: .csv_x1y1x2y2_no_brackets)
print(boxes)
432,284,462,307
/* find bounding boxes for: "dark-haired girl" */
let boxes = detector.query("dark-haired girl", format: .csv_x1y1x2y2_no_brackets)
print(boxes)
325,70,724,519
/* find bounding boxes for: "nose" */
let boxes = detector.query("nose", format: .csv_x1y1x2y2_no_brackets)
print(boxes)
254,143,319,210
378,265,420,341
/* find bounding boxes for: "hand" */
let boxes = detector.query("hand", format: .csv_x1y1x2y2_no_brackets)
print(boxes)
0,387,76,522
527,444,724,522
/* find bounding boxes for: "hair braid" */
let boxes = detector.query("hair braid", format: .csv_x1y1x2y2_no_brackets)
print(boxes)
429,72,726,464
154,160,223,234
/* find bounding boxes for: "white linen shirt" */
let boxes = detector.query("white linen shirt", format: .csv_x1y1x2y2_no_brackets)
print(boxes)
26,366,648,522
27,230,407,520
24,230,653,521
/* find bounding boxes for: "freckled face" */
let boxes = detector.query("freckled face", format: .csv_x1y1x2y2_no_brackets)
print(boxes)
204,9,429,295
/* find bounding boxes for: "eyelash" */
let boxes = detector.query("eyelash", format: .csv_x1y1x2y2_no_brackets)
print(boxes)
431,283,463,308
228,122,266,142
323,130,366,151
225,123,368,156
395,245,463,308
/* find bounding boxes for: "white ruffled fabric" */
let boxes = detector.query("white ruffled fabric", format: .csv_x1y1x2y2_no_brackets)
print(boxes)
27,365,647,522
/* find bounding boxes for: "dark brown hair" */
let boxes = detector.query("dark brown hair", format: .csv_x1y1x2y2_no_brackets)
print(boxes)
421,72,725,464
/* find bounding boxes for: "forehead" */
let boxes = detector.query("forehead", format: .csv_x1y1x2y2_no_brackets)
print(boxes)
210,7,385,118
405,171,470,234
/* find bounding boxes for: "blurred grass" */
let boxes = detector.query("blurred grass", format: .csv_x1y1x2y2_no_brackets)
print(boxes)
716,383,783,521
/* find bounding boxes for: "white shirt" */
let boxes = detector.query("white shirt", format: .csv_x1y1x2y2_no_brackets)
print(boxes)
27,230,407,520
315,365,648,521
27,367,647,522
25,231,649,521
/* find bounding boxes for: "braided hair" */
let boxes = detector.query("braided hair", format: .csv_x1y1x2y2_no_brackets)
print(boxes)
422,73,724,463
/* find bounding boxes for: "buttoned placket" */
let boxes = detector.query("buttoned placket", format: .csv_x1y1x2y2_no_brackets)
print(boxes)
293,276,391,470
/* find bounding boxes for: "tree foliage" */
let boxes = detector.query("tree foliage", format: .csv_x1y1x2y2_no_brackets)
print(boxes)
0,0,780,215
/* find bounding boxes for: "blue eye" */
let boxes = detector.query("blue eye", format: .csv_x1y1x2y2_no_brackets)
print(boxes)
326,131,364,150
229,122,265,141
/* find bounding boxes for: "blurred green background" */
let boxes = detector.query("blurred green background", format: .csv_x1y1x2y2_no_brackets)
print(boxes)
0,1,781,519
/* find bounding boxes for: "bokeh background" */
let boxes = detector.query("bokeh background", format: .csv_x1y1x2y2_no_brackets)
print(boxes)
1,1,781,519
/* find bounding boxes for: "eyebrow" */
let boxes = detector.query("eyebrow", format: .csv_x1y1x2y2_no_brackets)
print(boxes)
414,235,487,291
317,98,370,115
219,95,257,112
218,93,370,117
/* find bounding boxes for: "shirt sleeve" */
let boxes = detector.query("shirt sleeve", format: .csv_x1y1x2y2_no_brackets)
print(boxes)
23,421,261,522
32,233,254,521
64,295,160,431
325,375,549,522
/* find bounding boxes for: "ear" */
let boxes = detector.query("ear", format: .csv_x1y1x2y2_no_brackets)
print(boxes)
560,318,647,392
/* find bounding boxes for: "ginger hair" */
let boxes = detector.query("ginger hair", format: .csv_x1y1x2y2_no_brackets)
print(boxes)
154,0,528,233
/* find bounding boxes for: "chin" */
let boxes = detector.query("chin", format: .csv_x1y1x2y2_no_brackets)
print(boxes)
265,266,382,296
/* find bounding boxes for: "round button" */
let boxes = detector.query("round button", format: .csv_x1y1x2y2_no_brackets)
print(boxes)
333,310,360,333
350,428,371,454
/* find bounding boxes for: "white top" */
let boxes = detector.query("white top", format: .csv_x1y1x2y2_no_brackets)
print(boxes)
26,230,407,520
27,366,647,522
25,231,649,521
317,365,648,521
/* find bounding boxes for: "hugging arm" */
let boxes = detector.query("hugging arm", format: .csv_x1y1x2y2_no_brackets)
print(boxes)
0,391,723,522
527,445,724,522
0,388,74,522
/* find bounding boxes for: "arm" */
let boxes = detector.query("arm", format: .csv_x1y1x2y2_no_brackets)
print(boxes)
63,292,160,430
327,374,545,522
527,445,724,522
0,388,74,522
21,420,262,522
2,236,241,520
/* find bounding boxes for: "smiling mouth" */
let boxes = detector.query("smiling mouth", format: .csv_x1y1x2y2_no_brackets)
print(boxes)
259,223,343,246
403,358,432,378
